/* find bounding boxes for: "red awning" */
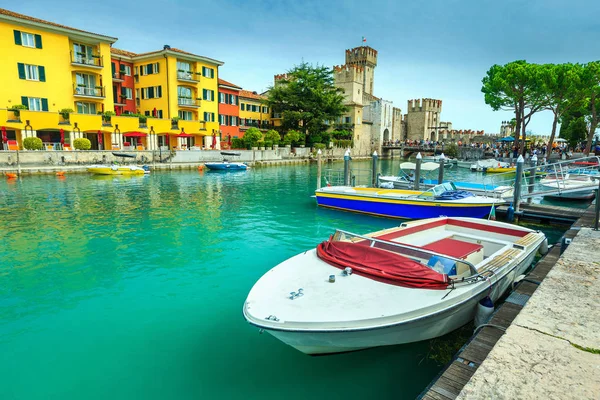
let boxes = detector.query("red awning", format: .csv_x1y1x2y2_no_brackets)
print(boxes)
316,239,449,290
176,133,194,137
123,132,148,137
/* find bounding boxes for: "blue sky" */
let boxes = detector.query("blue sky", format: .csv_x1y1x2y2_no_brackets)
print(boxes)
8,0,600,134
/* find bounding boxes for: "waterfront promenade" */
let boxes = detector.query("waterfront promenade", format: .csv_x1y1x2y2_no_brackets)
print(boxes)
457,228,600,399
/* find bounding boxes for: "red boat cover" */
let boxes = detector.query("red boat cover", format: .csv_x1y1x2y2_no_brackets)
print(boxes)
316,239,449,290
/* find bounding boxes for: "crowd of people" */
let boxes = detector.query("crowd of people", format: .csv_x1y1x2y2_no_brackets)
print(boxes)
381,138,600,159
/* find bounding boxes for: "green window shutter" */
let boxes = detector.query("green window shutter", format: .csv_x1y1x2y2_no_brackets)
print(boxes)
148,87,154,98
121,87,126,96
14,30,22,45
145,111,150,116
41,98,48,111
17,63,25,79
157,86,162,98
21,96,29,109
34,34,42,49
141,89,146,99
211,69,214,78
111,62,116,74
38,66,46,82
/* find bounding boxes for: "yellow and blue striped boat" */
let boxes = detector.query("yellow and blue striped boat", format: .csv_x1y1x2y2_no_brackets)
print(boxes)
315,183,504,219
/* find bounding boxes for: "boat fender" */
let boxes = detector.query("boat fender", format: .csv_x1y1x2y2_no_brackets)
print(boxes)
474,296,494,328
539,238,549,255
329,275,336,283
343,267,353,276
507,203,515,222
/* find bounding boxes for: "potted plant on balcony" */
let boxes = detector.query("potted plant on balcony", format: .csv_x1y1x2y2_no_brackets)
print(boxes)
8,104,28,117
102,111,115,123
171,117,180,128
59,108,74,123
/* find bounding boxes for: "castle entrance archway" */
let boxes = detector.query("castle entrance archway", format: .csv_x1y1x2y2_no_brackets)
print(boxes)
383,128,390,143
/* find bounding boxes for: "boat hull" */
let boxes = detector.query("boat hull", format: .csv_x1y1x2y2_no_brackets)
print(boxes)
315,194,495,219
87,166,145,175
205,162,247,171
258,251,536,355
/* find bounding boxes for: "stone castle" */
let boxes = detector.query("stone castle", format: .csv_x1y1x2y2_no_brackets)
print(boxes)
273,45,488,155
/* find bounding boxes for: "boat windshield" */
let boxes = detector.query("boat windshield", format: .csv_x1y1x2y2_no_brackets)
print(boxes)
418,182,457,198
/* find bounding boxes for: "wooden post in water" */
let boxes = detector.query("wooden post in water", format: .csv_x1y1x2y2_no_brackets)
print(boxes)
595,177,600,231
527,154,537,204
343,149,351,186
513,155,524,212
438,153,445,184
16,149,21,176
414,152,422,190
317,149,322,189
372,151,378,187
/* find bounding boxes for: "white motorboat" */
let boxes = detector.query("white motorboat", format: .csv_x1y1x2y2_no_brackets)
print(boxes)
470,159,509,172
422,155,453,165
243,217,547,355
457,160,474,169
540,174,598,200
379,162,513,199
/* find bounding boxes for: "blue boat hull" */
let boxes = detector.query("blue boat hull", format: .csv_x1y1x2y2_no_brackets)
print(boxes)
316,196,493,219
205,163,247,171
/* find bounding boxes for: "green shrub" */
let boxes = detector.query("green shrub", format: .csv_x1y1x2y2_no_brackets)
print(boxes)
9,104,28,117
231,138,244,149
264,140,273,148
257,140,265,148
244,127,263,147
264,129,280,145
313,143,326,151
73,138,91,150
444,143,459,159
332,139,353,148
284,130,301,146
23,137,43,150
332,130,352,140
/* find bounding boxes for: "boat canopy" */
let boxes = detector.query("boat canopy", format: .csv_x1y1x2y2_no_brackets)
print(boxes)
316,239,449,290
400,162,440,171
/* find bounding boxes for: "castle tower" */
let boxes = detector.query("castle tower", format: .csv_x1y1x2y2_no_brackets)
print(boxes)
345,46,378,96
405,98,443,141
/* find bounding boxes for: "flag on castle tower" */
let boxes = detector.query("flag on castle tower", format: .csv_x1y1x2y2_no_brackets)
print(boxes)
362,36,366,43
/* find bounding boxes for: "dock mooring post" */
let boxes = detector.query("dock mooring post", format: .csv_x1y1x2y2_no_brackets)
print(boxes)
595,177,600,231
343,149,351,186
371,151,378,187
513,155,524,212
438,153,445,184
16,149,21,176
414,152,422,190
527,154,537,204
316,149,322,189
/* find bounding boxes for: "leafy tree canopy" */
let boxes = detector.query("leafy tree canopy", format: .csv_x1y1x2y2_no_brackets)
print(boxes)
267,62,347,140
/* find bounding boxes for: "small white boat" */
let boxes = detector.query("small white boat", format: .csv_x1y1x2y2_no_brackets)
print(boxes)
422,155,453,165
540,174,598,200
457,160,473,169
243,217,547,355
470,159,509,172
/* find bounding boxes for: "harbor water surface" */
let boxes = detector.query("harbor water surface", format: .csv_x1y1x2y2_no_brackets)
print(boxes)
0,160,567,400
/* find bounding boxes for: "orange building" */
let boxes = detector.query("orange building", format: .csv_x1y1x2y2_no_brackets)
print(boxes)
110,48,136,115
218,78,241,139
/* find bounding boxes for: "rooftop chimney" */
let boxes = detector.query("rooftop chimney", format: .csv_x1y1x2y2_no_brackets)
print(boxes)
164,45,171,50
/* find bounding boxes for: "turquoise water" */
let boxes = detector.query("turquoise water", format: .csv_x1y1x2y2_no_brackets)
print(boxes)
0,161,566,400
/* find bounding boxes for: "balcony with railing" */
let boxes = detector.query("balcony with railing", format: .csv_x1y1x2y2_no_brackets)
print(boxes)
240,120,272,130
73,85,105,99
70,51,103,68
177,70,200,83
177,97,200,108
112,71,125,82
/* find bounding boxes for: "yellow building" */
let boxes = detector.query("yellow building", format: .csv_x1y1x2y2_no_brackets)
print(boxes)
0,8,117,147
239,90,271,133
0,8,224,151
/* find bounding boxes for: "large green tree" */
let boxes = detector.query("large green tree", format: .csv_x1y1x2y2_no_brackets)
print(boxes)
582,61,600,154
559,105,588,149
539,63,584,152
482,61,545,155
267,62,347,144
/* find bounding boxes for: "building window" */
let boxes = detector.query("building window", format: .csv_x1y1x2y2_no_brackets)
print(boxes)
73,43,97,65
21,32,35,47
178,110,193,120
76,102,97,114
262,106,268,113
75,73,98,96
203,112,215,122
178,86,193,105
25,97,42,111
219,92,225,103
121,65,132,75
344,116,351,124
122,87,133,100
202,66,215,78
140,62,160,75
241,103,245,111
141,86,162,99
177,61,193,80
18,63,45,81
202,89,214,101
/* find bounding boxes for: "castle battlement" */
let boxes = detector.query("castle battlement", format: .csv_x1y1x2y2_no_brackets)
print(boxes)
407,98,442,113
333,64,364,84
274,73,290,81
345,46,378,67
